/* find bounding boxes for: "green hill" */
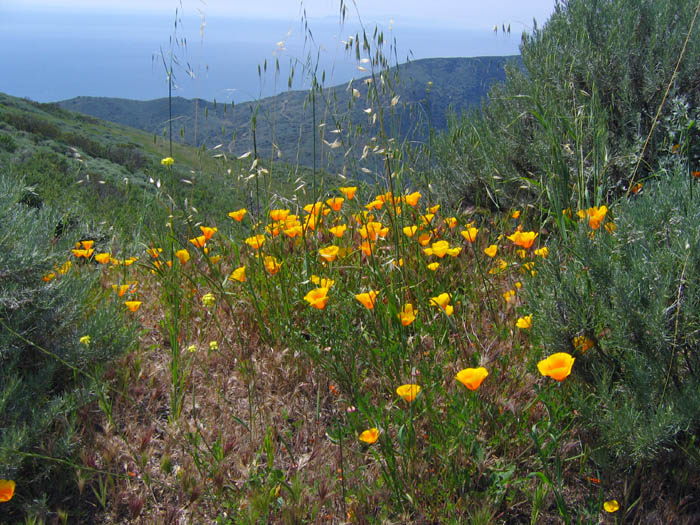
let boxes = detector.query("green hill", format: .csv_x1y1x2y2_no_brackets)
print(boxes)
0,91,325,235
58,56,517,169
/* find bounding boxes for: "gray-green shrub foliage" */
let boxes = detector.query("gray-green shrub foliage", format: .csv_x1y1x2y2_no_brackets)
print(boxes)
434,0,700,221
0,175,136,520
526,169,700,466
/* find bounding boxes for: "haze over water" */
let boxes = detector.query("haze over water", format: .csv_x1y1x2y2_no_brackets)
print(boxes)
1,6,528,104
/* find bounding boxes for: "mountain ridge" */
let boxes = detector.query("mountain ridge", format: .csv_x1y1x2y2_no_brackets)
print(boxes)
58,56,520,167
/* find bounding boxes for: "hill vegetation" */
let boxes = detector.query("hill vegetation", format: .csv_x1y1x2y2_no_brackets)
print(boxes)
2,0,700,522
58,56,516,169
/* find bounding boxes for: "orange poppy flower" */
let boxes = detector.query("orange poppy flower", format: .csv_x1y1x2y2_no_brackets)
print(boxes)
507,231,539,249
455,367,489,391
358,428,379,444
326,197,344,211
269,209,290,222
404,191,421,207
229,208,247,222
339,186,357,199
537,352,575,381
0,479,15,502
355,290,379,310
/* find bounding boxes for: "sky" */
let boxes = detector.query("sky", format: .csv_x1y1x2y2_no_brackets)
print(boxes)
0,1,557,102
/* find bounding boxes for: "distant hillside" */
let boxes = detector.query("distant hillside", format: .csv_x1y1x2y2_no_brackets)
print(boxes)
0,91,316,236
59,56,518,169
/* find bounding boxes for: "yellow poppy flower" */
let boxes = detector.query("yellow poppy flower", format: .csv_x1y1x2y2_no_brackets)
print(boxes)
586,205,608,230
484,244,498,258
507,231,539,249
161,157,174,166
444,216,458,228
125,301,142,312
229,208,247,222
418,233,432,246
398,303,417,326
396,384,421,403
94,252,110,264
447,247,462,257
503,289,516,303
360,240,375,256
430,240,450,258
427,262,440,271
311,275,335,288
175,249,190,264
79,240,94,250
403,225,418,237
339,186,357,199
264,256,282,275
284,225,303,238
461,227,478,243
304,287,329,309
511,210,521,219
189,235,207,249
573,335,594,353
534,247,548,258
430,293,454,316
245,234,266,250
355,290,379,310
455,367,488,391
404,191,421,207
319,245,340,262
426,204,440,213
71,248,94,259
42,272,56,282
358,427,380,444
603,500,620,513
329,224,347,238
516,314,532,329
537,352,575,381
230,266,246,282
269,209,290,222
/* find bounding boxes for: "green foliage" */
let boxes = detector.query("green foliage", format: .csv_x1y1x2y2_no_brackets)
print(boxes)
434,0,700,223
0,132,17,152
0,176,136,520
526,170,700,468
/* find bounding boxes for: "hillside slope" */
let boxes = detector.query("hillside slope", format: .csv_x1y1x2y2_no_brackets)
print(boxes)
59,56,518,168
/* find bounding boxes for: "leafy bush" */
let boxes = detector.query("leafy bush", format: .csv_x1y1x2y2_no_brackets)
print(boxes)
434,0,700,221
0,175,136,520
0,133,17,153
526,170,700,467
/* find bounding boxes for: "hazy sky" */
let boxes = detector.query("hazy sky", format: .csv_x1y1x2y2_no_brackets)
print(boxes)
0,1,558,102
3,0,557,29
